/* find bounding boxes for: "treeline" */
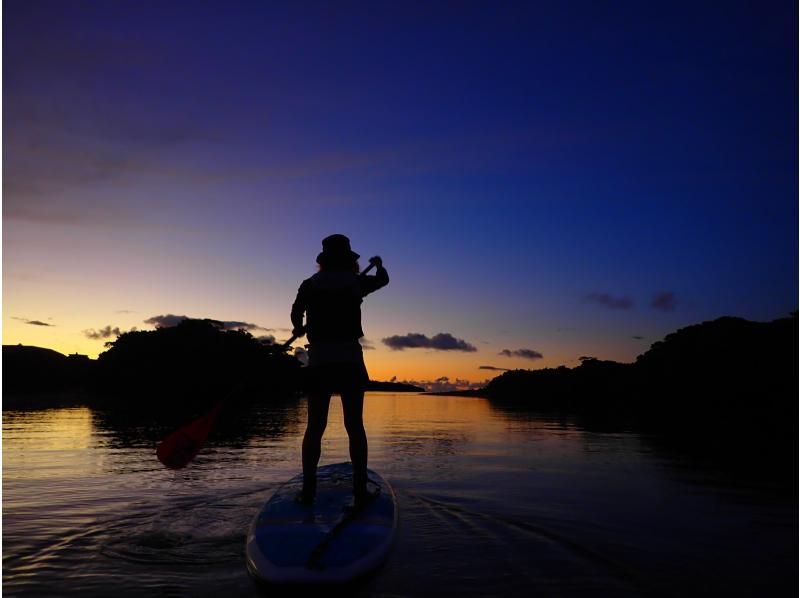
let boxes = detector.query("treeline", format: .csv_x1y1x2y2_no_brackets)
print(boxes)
3,319,301,408
3,318,421,408
94,319,302,405
484,315,797,414
482,315,798,468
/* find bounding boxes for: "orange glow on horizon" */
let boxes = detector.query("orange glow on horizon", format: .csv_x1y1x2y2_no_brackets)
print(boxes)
3,301,641,385
2,325,638,386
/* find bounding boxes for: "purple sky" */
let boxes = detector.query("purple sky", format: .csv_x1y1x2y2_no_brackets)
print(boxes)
3,1,797,386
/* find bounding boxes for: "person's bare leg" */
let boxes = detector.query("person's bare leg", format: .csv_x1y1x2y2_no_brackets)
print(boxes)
341,389,368,499
302,392,331,501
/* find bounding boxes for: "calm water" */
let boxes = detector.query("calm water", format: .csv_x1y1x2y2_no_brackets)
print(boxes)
3,393,796,597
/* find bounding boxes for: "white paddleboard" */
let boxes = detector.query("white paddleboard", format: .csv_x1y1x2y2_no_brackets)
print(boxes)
246,462,397,585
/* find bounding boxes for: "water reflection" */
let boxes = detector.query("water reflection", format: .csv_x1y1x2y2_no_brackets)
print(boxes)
486,395,798,498
3,393,796,597
89,394,305,449
3,407,94,452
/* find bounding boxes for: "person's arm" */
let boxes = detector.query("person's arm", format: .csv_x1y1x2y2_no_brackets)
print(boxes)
360,256,389,297
290,280,309,337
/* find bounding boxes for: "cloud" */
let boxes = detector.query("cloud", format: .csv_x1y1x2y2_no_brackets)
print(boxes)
143,314,272,332
13,317,54,327
651,291,677,312
632,335,645,340
584,292,633,310
220,320,273,332
479,365,510,371
83,325,134,340
498,348,543,360
144,314,189,328
257,334,277,344
360,338,376,350
382,332,477,352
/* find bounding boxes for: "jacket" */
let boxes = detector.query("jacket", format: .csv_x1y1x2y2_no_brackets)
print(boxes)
291,267,389,343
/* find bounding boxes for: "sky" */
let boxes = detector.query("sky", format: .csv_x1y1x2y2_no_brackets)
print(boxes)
3,1,798,389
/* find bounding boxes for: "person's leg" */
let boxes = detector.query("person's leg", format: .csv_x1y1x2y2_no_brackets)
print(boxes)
340,389,368,498
302,392,331,500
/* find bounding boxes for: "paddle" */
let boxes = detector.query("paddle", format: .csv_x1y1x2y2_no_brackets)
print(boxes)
156,336,298,469
156,260,379,469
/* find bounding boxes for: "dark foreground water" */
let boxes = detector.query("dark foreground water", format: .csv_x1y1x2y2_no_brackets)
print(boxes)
3,393,797,597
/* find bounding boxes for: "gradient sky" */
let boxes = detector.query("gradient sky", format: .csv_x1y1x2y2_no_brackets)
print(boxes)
3,1,798,388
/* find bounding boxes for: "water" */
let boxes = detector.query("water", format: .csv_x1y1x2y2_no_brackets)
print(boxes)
3,393,796,597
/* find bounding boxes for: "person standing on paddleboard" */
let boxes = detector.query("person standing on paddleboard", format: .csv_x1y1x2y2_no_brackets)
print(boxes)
290,234,389,506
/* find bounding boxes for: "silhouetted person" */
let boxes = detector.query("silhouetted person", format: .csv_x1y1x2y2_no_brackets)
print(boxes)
291,234,389,506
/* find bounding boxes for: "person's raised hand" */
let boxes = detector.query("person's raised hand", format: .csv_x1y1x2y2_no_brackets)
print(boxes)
368,256,383,268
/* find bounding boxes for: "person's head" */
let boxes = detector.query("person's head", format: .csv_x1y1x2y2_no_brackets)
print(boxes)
316,234,360,272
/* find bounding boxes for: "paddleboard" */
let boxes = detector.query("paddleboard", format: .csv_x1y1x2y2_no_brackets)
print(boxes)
246,462,397,585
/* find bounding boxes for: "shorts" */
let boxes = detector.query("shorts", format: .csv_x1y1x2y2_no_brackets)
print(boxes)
304,362,369,395
304,340,368,394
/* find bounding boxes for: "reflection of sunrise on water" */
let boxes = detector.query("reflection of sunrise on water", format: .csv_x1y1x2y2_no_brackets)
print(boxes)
3,407,94,455
5,393,795,596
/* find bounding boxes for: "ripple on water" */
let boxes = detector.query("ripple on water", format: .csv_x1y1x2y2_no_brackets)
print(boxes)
3,396,797,597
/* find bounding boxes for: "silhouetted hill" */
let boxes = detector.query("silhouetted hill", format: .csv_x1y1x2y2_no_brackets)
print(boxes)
3,321,423,408
634,315,796,402
482,315,798,472
3,345,94,395
93,318,302,406
483,315,797,409
483,358,634,414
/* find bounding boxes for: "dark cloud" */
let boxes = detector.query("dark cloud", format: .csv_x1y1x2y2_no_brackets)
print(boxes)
479,365,510,371
498,348,543,360
144,314,189,328
578,356,598,362
84,325,131,340
382,332,477,352
360,338,376,350
13,317,54,327
221,320,273,332
632,335,645,340
651,291,677,312
584,292,633,310
143,314,272,332
257,334,277,345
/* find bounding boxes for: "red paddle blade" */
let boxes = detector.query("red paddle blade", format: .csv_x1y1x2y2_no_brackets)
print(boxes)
156,404,223,469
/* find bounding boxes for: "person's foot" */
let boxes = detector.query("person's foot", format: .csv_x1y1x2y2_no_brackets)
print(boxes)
353,483,381,509
294,489,315,506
